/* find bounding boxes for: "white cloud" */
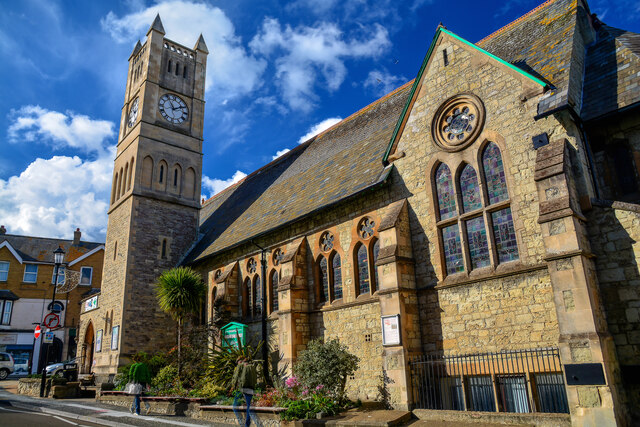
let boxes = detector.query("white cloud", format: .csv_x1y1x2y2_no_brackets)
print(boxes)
272,148,290,160
0,151,113,241
8,105,115,154
101,1,266,100
202,170,247,198
298,117,343,143
364,69,406,96
250,19,391,112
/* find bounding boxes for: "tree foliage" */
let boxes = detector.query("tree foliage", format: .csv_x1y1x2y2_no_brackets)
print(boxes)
206,335,262,390
156,266,206,377
293,338,359,400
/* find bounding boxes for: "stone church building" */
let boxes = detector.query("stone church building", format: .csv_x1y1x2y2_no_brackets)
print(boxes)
79,0,640,425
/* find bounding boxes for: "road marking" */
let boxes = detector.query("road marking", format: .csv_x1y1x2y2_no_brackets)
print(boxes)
53,415,79,425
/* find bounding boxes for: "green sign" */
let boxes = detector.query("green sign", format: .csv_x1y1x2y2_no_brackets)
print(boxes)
220,322,247,350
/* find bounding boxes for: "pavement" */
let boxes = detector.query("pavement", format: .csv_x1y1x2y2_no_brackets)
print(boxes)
0,380,221,426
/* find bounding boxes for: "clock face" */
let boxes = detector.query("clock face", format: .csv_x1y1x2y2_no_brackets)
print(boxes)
158,94,188,124
127,97,139,128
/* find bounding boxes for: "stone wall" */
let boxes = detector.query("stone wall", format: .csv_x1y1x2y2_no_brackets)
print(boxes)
587,201,640,419
420,269,558,354
310,300,384,402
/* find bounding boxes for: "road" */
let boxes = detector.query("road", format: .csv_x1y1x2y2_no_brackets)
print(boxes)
0,401,105,427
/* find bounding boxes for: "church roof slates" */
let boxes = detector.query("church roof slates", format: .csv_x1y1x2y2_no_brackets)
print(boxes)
185,83,412,264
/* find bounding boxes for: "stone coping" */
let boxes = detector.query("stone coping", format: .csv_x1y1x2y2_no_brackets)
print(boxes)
99,390,207,402
200,404,286,413
413,409,571,427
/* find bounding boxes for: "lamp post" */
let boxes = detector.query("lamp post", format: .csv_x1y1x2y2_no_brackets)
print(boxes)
40,246,65,397
250,240,271,386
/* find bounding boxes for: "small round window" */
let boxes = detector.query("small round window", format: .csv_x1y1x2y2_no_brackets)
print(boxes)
319,231,335,253
432,94,485,152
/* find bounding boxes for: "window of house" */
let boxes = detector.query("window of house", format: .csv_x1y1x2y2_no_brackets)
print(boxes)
51,266,65,285
0,300,12,325
80,266,93,286
534,373,569,413
318,256,329,302
496,375,530,413
0,262,9,281
23,264,38,283
243,278,251,317
159,165,164,183
435,142,518,277
270,270,279,313
467,375,495,412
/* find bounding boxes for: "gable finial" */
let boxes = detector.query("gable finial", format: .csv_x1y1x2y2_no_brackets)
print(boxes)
148,13,165,36
194,33,209,54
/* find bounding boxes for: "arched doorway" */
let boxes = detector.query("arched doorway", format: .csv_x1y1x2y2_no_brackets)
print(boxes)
81,322,94,374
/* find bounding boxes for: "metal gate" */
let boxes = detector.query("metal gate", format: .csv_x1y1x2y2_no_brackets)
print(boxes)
409,347,569,414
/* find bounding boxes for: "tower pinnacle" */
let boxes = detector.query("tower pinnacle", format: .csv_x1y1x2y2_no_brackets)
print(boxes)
147,13,165,35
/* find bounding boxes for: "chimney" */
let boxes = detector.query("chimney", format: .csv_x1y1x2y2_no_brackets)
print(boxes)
73,228,81,245
0,225,5,235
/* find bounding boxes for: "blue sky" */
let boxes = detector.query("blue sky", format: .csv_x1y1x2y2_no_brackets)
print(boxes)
0,0,638,242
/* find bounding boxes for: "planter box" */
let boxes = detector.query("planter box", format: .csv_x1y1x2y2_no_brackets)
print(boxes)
199,404,285,427
17,379,41,397
98,391,206,416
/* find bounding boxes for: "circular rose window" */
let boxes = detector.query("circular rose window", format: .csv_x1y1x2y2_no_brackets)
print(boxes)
431,94,485,152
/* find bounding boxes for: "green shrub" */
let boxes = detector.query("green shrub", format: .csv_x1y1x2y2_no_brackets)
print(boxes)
206,337,262,390
293,338,359,400
188,381,226,400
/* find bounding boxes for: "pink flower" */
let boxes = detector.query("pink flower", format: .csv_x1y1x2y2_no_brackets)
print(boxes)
315,385,324,391
285,376,300,389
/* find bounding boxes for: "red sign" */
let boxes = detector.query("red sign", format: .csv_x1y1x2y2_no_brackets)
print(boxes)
43,313,60,329
34,325,41,339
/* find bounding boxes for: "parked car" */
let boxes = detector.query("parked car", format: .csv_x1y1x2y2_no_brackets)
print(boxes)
45,358,77,377
0,352,15,380
13,358,29,374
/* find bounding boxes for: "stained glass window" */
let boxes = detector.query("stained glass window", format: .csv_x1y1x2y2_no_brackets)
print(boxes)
357,244,370,295
436,163,457,220
319,257,329,302
332,254,342,300
320,232,334,252
271,270,279,312
492,208,519,263
442,224,464,275
466,217,490,269
254,276,262,316
372,239,380,290
460,164,482,212
245,279,252,316
482,142,509,205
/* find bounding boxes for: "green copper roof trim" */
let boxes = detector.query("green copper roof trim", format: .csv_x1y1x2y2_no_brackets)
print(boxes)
382,27,548,164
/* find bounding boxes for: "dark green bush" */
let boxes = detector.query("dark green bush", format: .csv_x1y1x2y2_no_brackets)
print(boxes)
293,338,359,400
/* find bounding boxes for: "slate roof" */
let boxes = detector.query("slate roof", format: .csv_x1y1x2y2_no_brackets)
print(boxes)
477,0,581,116
582,23,640,120
0,233,103,264
185,82,413,263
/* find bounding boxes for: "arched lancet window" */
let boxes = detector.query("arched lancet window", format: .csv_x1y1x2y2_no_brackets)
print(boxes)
434,142,518,278
174,169,178,186
331,253,342,300
210,287,217,320
184,167,196,199
123,163,129,195
117,168,123,199
175,62,180,76
372,239,380,291
254,276,262,317
183,66,187,78
127,157,134,191
168,60,172,73
435,163,456,220
142,156,153,188
318,256,329,302
243,278,251,317
159,164,164,183
111,173,118,204
270,270,279,313
161,239,167,259
482,142,509,204
356,244,370,296
459,164,482,212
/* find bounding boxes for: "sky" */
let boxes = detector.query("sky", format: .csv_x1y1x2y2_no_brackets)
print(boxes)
0,0,638,242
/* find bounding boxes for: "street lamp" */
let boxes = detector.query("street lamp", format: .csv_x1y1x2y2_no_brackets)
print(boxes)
40,246,65,397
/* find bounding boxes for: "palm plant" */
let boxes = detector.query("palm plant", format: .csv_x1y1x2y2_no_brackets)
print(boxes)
156,266,206,377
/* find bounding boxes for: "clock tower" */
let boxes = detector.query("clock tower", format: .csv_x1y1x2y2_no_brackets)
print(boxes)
89,15,208,377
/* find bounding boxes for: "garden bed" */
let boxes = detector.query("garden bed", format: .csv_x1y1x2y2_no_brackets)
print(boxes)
199,404,285,426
